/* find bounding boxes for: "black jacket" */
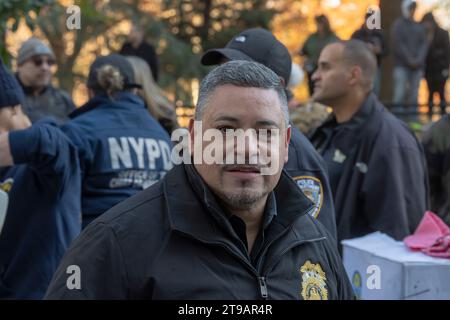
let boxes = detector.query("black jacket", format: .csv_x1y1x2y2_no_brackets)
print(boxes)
310,93,429,242
425,26,450,78
45,164,354,300
286,125,337,240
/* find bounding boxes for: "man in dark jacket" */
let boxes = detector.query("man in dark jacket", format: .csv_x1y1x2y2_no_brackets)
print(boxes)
310,40,428,243
16,38,76,124
120,23,159,82
201,28,337,240
421,12,449,117
45,61,354,300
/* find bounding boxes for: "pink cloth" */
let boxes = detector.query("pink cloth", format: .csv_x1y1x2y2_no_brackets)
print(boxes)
404,211,450,259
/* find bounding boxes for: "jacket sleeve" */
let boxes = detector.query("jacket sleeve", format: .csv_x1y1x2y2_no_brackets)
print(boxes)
44,222,128,299
444,29,450,69
300,36,311,56
315,160,338,242
415,25,429,66
8,122,78,178
361,145,428,240
61,123,94,177
287,128,338,240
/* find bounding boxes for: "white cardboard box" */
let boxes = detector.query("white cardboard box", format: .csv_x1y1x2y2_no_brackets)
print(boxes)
342,232,450,300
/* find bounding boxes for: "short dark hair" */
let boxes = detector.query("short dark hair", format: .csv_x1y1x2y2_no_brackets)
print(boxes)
339,40,377,91
196,60,289,125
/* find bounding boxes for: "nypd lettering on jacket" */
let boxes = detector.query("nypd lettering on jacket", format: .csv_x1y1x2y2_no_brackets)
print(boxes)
62,92,174,226
108,137,172,189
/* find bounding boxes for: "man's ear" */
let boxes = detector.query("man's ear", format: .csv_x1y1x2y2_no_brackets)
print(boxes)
284,125,291,164
349,66,362,87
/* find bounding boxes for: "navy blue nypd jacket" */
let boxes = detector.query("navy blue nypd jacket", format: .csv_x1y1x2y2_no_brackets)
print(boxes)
62,92,172,227
0,119,81,299
285,124,337,240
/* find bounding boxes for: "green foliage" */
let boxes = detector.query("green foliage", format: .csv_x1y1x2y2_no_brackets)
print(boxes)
0,0,54,65
150,0,277,105
2,0,277,105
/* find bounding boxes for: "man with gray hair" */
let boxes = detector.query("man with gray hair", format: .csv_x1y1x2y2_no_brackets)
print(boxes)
45,60,353,300
201,27,338,241
16,37,75,124
310,40,429,244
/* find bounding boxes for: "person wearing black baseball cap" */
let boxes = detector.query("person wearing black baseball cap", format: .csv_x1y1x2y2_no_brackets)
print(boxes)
201,28,337,241
62,54,173,228
0,58,81,298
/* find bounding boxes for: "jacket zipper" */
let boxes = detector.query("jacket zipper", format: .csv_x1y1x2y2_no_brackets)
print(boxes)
258,276,268,299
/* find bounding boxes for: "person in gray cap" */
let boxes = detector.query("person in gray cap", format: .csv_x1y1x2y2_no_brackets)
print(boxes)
201,28,338,243
16,37,75,125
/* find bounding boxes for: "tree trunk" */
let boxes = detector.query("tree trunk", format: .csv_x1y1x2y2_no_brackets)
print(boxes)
379,0,401,106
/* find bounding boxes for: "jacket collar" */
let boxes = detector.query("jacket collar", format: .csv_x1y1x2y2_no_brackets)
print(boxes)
314,92,384,152
69,91,145,119
163,164,319,247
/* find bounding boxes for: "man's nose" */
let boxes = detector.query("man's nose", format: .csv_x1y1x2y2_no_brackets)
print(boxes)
311,70,319,82
244,131,259,164
41,63,51,71
233,130,259,164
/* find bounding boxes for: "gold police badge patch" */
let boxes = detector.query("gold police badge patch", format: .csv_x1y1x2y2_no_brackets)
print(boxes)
300,260,328,300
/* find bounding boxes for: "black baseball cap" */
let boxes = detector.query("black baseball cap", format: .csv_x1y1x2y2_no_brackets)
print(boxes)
201,28,292,85
87,54,142,91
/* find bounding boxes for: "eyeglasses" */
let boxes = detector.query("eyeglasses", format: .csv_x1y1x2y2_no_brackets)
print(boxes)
31,57,56,67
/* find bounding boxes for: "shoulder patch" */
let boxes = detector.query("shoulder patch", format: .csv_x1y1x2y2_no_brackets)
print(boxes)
300,260,328,300
0,178,14,193
292,176,323,218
